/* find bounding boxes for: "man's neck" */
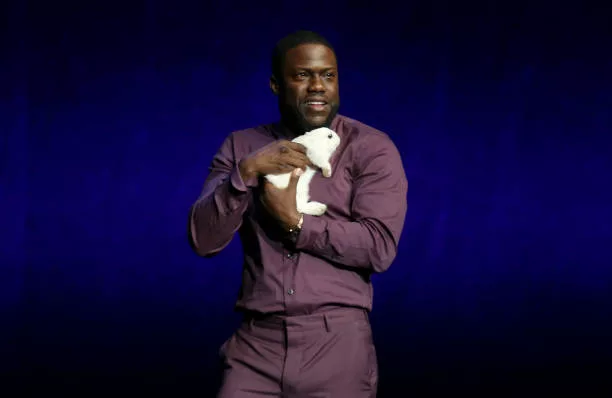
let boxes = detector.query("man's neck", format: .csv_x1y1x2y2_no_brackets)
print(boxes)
276,119,303,140
275,115,339,140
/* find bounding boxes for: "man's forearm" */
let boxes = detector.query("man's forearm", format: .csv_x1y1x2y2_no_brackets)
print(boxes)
294,215,402,273
188,166,252,257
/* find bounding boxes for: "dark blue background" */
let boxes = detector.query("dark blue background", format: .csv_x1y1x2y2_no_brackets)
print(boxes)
2,0,611,396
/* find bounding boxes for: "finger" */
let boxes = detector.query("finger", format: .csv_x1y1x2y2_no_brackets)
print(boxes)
281,152,313,169
299,155,316,169
280,156,309,171
289,167,303,187
293,167,304,178
286,142,308,154
275,162,296,172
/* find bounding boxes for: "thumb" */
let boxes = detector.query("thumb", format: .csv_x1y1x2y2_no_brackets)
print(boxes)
290,167,303,187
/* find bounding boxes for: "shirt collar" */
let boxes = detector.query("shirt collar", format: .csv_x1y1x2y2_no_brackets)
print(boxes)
272,114,343,140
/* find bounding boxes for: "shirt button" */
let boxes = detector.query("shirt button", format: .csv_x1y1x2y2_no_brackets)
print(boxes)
286,253,293,258
287,288,295,295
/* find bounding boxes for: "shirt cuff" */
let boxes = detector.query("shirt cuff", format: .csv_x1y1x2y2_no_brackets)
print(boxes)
294,214,326,250
229,164,258,192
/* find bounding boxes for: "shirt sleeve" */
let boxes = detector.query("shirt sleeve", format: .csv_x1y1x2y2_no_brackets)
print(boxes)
293,135,408,273
188,133,257,257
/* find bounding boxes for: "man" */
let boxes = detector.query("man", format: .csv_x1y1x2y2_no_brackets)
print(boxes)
188,30,408,397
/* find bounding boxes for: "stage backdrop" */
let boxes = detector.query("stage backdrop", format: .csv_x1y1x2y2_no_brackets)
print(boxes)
2,1,610,396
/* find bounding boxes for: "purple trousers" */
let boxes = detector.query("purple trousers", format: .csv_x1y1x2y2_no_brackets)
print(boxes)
217,307,378,397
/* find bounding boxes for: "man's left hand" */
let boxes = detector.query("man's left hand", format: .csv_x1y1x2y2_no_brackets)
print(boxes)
260,168,303,231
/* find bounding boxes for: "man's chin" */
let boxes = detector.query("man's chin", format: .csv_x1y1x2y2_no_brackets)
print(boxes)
285,105,338,134
306,120,329,129
301,114,333,130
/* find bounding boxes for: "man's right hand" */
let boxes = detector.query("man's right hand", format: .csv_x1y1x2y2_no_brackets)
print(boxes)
238,140,313,182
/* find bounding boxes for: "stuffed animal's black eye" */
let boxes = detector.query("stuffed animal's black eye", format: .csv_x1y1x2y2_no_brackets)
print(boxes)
328,134,332,138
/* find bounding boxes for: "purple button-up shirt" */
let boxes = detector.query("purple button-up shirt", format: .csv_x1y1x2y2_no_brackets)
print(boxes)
189,114,408,316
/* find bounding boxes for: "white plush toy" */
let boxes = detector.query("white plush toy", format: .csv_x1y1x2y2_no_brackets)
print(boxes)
265,127,341,216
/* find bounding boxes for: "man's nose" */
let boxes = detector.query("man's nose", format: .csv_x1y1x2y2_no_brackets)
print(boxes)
308,76,325,92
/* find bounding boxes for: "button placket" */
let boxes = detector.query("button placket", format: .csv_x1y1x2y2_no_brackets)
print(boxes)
282,249,299,309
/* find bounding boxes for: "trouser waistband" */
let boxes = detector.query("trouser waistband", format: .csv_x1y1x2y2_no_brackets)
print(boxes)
241,306,369,332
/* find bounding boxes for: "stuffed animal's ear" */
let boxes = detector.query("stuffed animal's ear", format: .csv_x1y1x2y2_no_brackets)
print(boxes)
269,75,279,95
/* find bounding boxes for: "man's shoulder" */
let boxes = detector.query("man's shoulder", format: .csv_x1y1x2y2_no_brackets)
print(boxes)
219,122,278,158
227,122,276,142
337,115,405,177
337,114,398,150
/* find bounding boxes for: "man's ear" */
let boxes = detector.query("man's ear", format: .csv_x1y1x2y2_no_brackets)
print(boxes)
269,75,279,96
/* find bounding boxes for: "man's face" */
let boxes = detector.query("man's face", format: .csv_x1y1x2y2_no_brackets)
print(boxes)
271,43,340,134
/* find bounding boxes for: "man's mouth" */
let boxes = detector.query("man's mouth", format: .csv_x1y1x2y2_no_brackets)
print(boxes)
304,100,328,111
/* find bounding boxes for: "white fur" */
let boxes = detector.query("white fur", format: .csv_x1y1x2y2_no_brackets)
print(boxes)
264,127,341,216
